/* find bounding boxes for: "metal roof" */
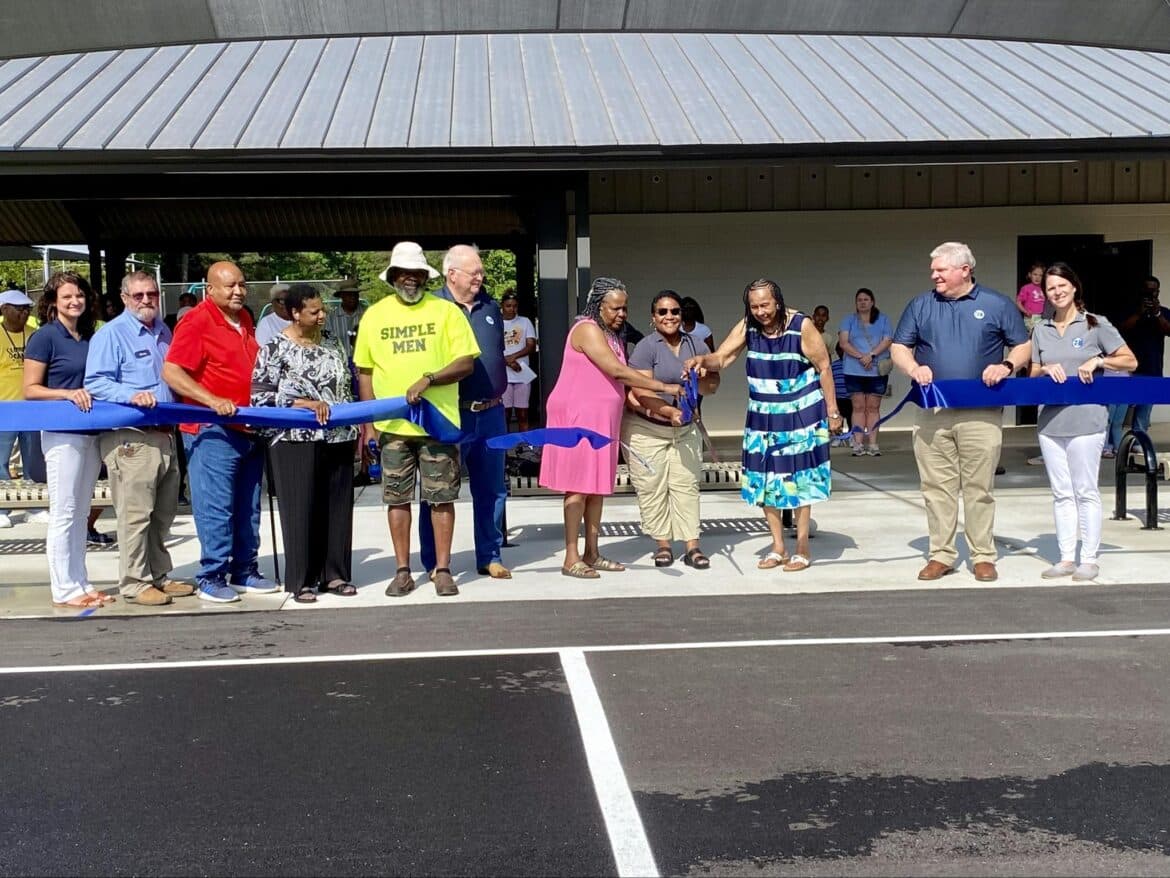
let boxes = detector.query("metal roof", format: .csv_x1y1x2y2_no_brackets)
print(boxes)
2,34,1170,157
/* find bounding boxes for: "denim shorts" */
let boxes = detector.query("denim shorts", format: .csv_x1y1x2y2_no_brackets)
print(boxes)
844,374,889,396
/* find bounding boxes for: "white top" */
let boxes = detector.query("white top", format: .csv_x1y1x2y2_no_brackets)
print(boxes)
688,321,713,346
503,315,537,382
255,312,291,346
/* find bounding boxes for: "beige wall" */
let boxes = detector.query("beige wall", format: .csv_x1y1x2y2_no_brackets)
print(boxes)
593,203,1170,435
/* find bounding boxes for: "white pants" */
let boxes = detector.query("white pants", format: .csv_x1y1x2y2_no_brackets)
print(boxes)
1038,431,1106,565
42,431,101,603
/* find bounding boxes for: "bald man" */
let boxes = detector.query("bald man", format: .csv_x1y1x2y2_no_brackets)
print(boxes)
163,261,280,603
418,244,511,580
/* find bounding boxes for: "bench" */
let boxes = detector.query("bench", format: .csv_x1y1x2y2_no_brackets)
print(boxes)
508,461,744,497
0,480,114,509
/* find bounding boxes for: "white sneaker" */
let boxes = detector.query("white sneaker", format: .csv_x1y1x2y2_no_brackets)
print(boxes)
1026,455,1045,466
26,509,49,524
0,513,11,529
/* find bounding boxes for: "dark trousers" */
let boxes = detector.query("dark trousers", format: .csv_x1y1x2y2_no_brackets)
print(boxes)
269,439,355,592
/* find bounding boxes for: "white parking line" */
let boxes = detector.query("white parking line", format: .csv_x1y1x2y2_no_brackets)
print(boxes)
2,627,1170,674
560,648,658,878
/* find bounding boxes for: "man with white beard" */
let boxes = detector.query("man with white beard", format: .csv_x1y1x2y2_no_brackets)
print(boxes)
354,242,479,599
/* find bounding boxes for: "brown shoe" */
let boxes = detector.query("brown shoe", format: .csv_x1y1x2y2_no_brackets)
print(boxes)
385,567,416,598
917,560,956,581
973,562,998,582
432,568,459,597
158,579,196,597
128,586,172,606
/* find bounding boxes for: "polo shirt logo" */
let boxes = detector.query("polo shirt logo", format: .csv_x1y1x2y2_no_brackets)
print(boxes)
973,309,985,319
134,349,152,358
1072,337,1085,348
485,315,495,325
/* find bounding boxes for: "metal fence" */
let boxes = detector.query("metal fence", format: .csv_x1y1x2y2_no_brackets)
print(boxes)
160,278,351,318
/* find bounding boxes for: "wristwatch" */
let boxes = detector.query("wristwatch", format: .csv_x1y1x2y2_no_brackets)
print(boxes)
422,372,435,385
1000,359,1015,372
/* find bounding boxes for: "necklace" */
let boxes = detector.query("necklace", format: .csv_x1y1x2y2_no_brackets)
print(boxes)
1,322,25,358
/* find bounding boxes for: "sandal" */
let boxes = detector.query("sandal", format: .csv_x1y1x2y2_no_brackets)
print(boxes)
385,567,416,598
653,547,674,567
323,581,358,596
783,554,811,572
53,594,104,609
683,547,710,569
583,555,625,572
293,588,318,604
432,567,459,597
83,588,117,604
757,550,789,570
561,561,600,579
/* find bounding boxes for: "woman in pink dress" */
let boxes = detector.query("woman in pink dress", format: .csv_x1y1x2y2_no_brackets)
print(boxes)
540,277,683,579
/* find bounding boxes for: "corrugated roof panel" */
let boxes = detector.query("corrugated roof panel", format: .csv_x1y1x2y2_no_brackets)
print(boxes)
1101,46,1170,90
579,34,655,146
699,35,818,144
366,36,423,148
238,40,326,148
64,45,190,149
970,40,1147,137
1027,42,1170,134
894,38,1071,139
487,34,534,147
0,55,80,128
0,57,42,96
641,34,738,145
0,53,117,148
22,48,155,149
148,42,257,149
194,41,293,148
772,36,904,141
611,34,697,145
518,35,573,147
736,35,860,142
860,37,1022,140
802,36,943,141
409,34,456,147
548,34,615,147
323,37,390,148
282,37,360,148
109,42,228,149
673,34,776,144
451,35,492,148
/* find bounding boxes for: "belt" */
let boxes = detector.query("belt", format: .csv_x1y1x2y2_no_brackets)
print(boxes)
460,397,502,412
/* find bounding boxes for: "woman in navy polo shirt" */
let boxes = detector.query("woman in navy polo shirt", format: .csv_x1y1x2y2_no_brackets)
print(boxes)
23,272,113,609
1030,263,1136,583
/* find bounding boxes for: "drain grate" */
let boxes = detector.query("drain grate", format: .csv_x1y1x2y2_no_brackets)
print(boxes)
598,517,768,537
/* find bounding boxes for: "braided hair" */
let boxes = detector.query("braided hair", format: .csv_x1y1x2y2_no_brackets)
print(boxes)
580,276,627,338
742,278,786,332
1044,262,1097,328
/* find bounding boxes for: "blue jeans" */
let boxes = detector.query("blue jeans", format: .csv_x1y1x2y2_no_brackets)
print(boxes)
1106,404,1129,451
1132,404,1153,437
183,425,263,585
0,430,37,515
419,404,507,571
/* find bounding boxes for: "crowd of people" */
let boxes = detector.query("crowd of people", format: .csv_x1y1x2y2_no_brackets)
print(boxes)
2,238,1164,607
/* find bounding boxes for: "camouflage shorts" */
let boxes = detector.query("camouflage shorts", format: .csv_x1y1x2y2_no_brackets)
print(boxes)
380,436,461,505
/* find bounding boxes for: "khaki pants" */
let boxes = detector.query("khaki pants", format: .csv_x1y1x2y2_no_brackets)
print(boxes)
620,416,701,542
100,428,180,596
912,407,1003,566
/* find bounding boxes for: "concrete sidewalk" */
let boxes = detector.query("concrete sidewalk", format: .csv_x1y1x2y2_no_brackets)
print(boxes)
2,426,1169,618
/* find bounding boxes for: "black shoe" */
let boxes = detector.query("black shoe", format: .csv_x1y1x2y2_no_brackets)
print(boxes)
994,465,1006,475
87,528,115,547
352,472,375,487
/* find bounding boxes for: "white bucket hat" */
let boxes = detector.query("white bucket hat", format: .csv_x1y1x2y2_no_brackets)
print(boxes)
379,241,438,283
0,289,34,307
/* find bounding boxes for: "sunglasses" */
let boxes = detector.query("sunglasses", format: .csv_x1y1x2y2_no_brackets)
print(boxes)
655,307,681,316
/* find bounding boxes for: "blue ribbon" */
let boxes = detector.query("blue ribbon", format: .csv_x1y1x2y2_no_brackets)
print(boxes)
678,368,701,425
0,397,611,452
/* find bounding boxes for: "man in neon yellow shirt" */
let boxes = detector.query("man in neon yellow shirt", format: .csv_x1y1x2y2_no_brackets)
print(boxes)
0,289,39,527
354,242,479,599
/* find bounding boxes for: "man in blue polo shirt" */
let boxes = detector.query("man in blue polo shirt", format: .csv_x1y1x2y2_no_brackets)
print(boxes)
85,271,196,606
891,242,1030,584
418,244,511,580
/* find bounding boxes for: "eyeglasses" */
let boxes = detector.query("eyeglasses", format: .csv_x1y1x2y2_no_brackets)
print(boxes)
125,290,160,302
451,267,485,278
655,307,681,316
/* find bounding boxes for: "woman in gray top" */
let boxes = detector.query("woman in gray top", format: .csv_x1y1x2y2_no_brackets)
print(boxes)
1030,263,1136,582
621,290,720,569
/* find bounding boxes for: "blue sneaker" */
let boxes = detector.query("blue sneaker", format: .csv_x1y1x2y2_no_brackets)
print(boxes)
197,579,240,603
228,573,281,595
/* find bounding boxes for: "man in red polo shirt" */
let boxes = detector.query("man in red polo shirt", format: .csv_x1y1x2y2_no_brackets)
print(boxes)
162,261,280,603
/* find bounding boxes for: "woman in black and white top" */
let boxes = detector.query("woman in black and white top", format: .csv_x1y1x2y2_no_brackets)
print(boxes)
252,283,359,603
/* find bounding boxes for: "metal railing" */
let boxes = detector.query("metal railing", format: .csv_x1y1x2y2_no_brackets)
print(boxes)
1112,430,1162,530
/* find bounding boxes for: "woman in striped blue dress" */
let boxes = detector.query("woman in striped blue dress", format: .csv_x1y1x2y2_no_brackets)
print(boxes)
685,279,845,571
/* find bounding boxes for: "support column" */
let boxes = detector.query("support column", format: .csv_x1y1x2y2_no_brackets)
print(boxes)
103,245,127,301
572,182,591,313
87,244,103,296
536,194,570,410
